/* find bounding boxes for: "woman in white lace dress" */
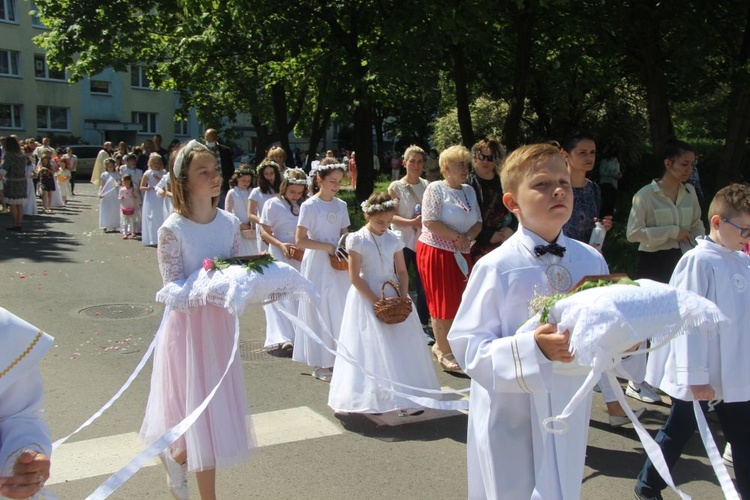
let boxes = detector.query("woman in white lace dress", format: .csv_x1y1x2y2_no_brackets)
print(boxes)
140,141,254,500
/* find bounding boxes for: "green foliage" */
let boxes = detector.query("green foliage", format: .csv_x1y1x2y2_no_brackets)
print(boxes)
432,96,510,150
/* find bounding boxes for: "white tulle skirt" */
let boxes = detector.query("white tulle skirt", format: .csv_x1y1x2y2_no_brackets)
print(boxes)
140,304,255,472
291,248,349,368
328,281,440,413
99,190,120,229
141,190,166,245
263,246,301,348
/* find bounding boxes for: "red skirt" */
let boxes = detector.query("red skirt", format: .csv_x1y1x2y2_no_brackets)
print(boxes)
416,241,473,320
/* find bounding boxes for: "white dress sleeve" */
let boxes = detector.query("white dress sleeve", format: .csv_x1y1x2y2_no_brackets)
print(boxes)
157,225,184,285
346,231,363,254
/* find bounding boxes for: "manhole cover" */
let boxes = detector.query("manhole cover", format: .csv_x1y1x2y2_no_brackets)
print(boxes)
79,304,155,319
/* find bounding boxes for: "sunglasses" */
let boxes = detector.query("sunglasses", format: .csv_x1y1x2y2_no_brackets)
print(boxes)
474,153,496,162
721,217,750,238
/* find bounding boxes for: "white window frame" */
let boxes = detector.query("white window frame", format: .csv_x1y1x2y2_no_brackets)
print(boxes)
130,65,151,89
37,105,69,131
0,49,20,77
174,119,189,137
132,111,158,134
34,54,65,81
29,1,45,28
0,103,23,129
89,79,111,95
0,0,17,23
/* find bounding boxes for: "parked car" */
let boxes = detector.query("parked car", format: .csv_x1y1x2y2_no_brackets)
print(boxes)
59,145,103,179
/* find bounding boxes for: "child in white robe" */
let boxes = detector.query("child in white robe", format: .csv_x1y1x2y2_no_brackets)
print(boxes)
224,168,256,256
636,183,750,499
448,144,644,499
328,193,439,414
293,159,350,381
98,158,121,231
259,168,308,352
248,160,280,253
140,153,167,246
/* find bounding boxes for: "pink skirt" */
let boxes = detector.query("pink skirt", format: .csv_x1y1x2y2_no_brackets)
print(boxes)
416,241,473,320
140,304,255,472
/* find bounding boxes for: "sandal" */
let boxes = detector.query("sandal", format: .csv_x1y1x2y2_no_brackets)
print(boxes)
432,345,463,373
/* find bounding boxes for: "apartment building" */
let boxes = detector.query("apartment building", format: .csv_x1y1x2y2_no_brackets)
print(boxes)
0,0,200,146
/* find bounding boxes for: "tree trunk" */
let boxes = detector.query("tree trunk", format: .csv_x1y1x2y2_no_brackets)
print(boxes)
373,106,384,172
354,100,374,201
717,7,750,187
306,104,332,167
449,43,474,148
501,0,536,149
271,83,292,167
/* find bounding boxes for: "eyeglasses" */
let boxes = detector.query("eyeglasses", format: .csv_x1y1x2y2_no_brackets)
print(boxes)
474,153,496,162
721,217,750,238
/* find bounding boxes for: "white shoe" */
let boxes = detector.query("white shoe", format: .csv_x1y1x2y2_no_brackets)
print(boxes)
724,444,733,467
626,381,663,404
159,450,188,500
608,407,645,427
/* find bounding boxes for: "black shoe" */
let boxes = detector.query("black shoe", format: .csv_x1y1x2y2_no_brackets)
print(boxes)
422,325,436,346
633,485,663,500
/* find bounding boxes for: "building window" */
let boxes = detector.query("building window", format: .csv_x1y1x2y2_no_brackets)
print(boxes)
0,0,17,23
34,54,65,81
90,80,110,94
37,106,69,130
132,112,158,134
0,49,20,76
29,1,44,27
174,119,189,137
0,103,22,129
130,65,150,89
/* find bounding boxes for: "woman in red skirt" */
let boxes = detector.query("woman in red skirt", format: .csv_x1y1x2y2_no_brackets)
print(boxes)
417,145,482,372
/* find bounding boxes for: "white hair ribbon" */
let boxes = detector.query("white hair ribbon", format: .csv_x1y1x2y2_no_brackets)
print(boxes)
173,139,203,178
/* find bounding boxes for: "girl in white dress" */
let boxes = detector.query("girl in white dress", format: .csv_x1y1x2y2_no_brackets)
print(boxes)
140,153,167,246
23,161,38,216
248,160,281,253
328,193,440,414
50,158,65,208
118,174,140,239
98,158,121,231
260,168,308,352
140,140,254,500
293,159,350,381
224,168,256,255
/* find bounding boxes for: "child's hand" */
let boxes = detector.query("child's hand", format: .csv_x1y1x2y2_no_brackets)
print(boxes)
690,384,715,401
327,244,337,256
534,324,574,363
280,243,291,258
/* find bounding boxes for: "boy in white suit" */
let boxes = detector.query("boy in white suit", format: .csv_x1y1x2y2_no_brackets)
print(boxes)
0,308,53,499
635,183,750,499
449,144,644,499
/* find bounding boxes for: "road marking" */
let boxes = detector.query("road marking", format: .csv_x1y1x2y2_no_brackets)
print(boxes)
48,406,342,485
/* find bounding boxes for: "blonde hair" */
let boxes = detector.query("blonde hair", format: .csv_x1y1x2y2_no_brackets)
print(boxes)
500,143,564,194
267,145,286,164
439,145,472,176
170,143,218,217
403,145,426,163
708,183,750,220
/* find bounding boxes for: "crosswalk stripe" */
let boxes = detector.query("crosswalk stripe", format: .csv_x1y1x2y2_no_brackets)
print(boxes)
48,406,343,486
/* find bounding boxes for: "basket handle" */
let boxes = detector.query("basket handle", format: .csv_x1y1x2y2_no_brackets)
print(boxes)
380,280,402,300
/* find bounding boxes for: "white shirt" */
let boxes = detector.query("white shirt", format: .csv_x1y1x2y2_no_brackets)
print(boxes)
646,237,750,403
448,226,643,499
389,178,428,251
419,181,481,252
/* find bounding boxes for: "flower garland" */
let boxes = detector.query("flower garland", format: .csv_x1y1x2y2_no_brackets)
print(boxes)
283,167,308,185
361,199,398,214
202,253,276,274
312,162,347,174
529,275,639,323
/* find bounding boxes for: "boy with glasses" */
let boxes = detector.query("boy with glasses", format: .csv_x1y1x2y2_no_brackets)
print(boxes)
635,183,750,499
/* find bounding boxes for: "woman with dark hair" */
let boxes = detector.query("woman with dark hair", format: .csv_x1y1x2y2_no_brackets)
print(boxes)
625,139,705,405
561,131,612,247
627,139,704,282
467,138,515,261
1,136,29,231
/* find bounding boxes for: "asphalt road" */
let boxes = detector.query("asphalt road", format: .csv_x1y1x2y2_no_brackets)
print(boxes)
0,183,732,499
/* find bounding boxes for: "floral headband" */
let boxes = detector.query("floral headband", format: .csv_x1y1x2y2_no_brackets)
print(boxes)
148,152,163,162
283,167,308,185
173,139,204,178
361,199,398,214
313,162,347,174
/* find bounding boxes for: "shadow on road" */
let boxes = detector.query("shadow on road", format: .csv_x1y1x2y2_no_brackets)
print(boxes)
333,411,468,444
0,195,95,263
